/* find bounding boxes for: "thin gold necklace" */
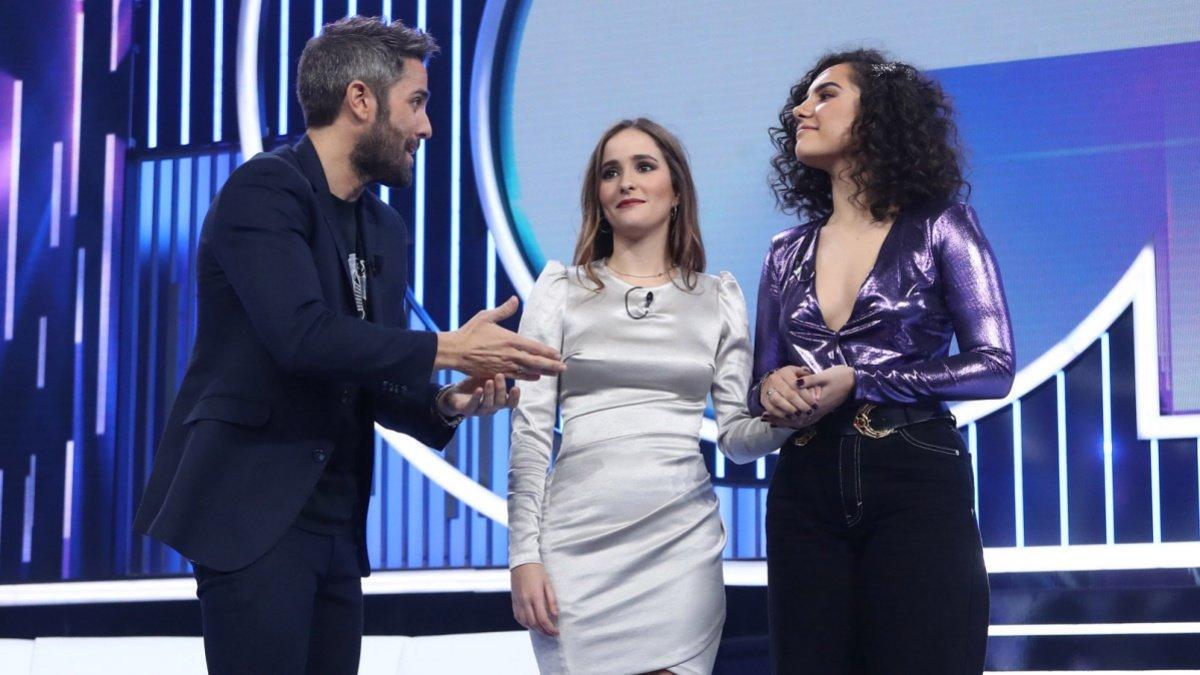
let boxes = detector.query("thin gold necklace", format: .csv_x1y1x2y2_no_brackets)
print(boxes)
607,260,675,279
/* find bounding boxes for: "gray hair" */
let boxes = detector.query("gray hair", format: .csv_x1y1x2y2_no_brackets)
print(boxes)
297,16,439,128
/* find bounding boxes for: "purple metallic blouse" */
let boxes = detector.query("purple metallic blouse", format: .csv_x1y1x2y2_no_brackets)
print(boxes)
748,201,1014,416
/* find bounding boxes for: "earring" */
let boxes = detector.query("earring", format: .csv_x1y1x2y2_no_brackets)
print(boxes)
599,218,611,234
670,205,678,223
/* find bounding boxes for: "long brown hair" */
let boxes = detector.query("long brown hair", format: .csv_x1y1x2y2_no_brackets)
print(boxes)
573,118,706,290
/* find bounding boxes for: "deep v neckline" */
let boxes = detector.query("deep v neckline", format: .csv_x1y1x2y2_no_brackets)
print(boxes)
811,214,899,334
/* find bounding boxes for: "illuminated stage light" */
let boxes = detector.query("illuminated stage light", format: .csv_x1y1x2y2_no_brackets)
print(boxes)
4,80,22,342
1101,332,1115,544
180,0,192,145
1013,399,1025,546
36,316,46,388
1151,438,1161,543
61,441,75,577
148,0,159,148
1056,371,1069,544
989,622,1200,637
95,135,117,435
277,0,288,137
51,142,62,247
212,0,223,142
449,0,462,329
73,10,83,214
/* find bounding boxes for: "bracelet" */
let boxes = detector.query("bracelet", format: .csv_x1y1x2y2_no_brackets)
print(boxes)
756,367,781,396
433,383,465,427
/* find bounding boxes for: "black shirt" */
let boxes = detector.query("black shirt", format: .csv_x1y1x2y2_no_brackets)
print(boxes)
294,194,370,534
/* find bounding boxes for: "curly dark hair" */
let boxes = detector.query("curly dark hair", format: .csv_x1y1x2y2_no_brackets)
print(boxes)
768,49,969,221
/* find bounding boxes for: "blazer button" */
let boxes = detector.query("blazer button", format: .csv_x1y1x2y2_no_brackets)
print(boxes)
312,449,328,463
341,388,352,403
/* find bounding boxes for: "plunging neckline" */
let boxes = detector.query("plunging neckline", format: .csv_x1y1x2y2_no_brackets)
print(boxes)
810,214,899,334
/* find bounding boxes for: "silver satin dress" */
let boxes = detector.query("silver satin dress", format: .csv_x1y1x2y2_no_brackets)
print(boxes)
508,260,793,675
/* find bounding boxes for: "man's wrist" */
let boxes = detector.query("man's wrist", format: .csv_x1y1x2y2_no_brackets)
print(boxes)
434,331,463,372
433,383,464,427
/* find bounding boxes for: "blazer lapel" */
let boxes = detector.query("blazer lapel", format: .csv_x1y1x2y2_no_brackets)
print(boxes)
294,136,355,299
357,203,394,326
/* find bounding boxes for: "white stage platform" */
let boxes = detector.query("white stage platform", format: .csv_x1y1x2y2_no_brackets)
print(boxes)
0,632,539,674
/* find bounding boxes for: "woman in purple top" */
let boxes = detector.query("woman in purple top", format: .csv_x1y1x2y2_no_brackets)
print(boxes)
750,49,1014,673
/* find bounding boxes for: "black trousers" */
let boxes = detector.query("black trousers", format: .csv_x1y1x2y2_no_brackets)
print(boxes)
192,526,363,675
766,419,989,674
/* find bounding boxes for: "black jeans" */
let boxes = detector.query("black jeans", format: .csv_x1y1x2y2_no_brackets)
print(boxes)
192,526,363,675
766,419,988,674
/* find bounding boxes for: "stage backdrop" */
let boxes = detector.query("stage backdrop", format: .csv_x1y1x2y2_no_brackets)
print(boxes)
0,1,1198,609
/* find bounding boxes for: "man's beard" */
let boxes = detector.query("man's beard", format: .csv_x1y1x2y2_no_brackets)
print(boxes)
350,112,413,190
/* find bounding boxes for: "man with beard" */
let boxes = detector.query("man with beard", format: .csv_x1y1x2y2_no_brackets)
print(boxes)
133,17,564,675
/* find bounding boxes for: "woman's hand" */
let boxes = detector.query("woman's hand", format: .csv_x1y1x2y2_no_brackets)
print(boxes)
511,563,559,637
438,374,521,418
759,366,820,427
798,365,856,415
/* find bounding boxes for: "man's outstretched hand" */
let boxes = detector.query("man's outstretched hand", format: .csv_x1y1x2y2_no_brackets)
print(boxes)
438,373,522,418
435,296,565,381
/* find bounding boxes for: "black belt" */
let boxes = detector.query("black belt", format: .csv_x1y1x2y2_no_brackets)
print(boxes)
789,403,954,447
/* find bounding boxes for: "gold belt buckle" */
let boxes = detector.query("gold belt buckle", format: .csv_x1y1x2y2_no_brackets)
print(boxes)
791,426,818,447
853,403,895,439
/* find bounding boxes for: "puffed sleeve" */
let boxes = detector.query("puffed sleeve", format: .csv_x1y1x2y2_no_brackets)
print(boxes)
853,204,1015,403
712,273,795,463
506,260,568,569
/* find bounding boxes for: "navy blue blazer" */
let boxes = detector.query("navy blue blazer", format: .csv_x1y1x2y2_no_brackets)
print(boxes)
134,136,456,574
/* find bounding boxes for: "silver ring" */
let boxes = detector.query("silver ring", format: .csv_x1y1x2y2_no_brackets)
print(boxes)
767,388,776,397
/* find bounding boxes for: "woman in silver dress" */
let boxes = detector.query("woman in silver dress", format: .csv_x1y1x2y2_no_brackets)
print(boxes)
507,118,796,674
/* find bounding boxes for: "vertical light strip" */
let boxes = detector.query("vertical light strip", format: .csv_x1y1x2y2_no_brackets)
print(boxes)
480,230,495,313
61,440,75,576
715,448,726,479
414,150,426,303
1150,438,1161,543
110,0,120,71
51,143,62,248
277,0,289,136
213,0,224,142
413,0,427,303
348,0,357,15
382,0,392,22
74,249,85,344
755,456,766,480
22,456,36,564
1012,399,1024,547
969,422,979,522
449,0,462,328
71,10,84,216
5,80,22,342
95,135,116,435
148,0,159,148
36,317,47,388
313,0,323,36
1056,371,1069,545
379,185,389,203
1101,332,1115,544
180,0,192,145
